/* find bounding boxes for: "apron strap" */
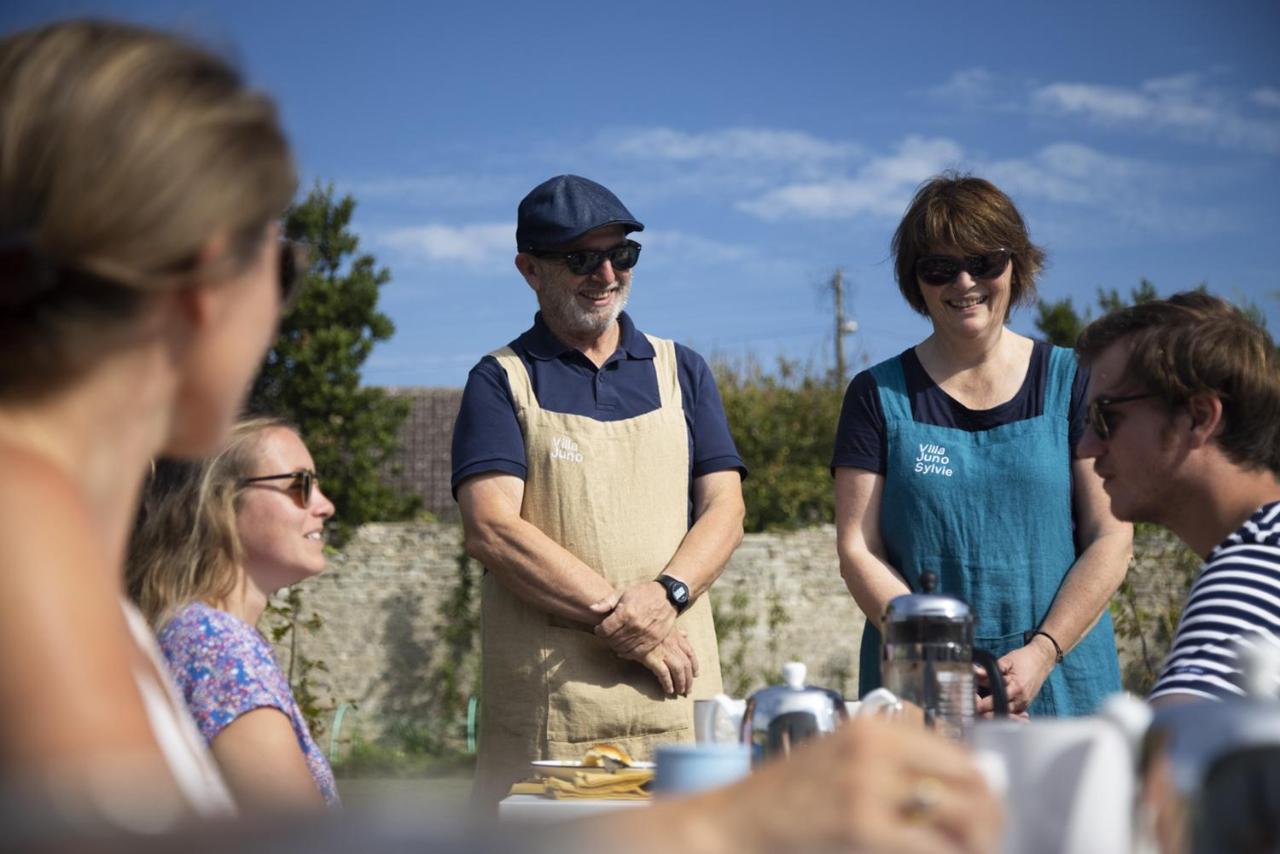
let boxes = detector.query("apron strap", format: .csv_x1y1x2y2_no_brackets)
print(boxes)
869,354,912,422
643,334,682,412
489,346,537,412
1042,346,1077,421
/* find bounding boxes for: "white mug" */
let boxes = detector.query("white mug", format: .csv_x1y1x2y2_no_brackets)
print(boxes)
694,694,746,744
972,717,1134,854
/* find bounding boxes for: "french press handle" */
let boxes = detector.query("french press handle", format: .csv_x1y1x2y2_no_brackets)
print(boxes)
973,648,1010,717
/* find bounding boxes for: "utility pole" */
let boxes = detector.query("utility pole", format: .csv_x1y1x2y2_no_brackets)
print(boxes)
832,268,858,386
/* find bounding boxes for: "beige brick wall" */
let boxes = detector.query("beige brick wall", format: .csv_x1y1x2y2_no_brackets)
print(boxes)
275,522,1190,750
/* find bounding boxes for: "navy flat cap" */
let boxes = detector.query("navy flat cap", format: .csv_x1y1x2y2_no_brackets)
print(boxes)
516,175,644,252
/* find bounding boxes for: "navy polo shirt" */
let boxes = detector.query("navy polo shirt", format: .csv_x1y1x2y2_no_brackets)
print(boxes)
451,311,746,499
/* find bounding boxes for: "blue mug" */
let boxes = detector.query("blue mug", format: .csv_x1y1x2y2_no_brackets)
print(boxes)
653,742,751,797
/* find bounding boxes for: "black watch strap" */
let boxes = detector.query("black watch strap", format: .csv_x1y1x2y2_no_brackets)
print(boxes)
656,574,691,614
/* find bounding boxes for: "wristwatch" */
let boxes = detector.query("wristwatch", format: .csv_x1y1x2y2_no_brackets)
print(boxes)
656,574,691,614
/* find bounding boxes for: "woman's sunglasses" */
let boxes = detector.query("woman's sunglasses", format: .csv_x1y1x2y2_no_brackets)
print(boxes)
529,239,641,276
1086,393,1157,440
240,469,318,507
915,249,1012,287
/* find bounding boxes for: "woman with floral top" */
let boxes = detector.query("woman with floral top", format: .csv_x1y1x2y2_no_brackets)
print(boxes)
129,417,340,811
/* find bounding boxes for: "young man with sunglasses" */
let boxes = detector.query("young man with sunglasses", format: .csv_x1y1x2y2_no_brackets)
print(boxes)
451,175,746,809
1075,291,1280,705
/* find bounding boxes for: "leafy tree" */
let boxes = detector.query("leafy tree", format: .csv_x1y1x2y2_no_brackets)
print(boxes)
716,358,843,532
248,183,419,544
1036,280,1271,349
1035,279,1162,347
1033,296,1088,348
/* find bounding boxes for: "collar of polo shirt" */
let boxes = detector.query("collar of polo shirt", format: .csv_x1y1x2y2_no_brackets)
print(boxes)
526,311,656,362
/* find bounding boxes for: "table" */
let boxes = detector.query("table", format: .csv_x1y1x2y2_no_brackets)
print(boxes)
498,794,648,823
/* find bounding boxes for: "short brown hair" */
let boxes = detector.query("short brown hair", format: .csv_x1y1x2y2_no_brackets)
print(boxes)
0,20,296,397
891,172,1046,317
1076,291,1280,475
127,417,292,628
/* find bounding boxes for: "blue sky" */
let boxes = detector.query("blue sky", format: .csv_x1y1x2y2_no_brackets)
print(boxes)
9,0,1280,387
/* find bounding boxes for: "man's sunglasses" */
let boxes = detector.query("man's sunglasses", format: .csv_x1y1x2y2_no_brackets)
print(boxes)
240,469,318,507
1087,393,1157,441
528,239,641,276
915,249,1012,287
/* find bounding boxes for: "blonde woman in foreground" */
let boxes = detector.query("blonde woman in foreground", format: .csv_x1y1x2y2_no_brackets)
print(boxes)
0,18,296,826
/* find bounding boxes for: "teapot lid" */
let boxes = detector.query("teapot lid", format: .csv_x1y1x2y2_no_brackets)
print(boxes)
747,661,844,706
883,571,971,623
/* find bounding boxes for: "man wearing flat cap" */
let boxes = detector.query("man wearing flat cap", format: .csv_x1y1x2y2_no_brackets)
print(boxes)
453,175,745,807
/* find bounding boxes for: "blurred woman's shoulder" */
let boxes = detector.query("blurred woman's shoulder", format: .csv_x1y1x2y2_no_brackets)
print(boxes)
0,440,102,577
0,439,160,762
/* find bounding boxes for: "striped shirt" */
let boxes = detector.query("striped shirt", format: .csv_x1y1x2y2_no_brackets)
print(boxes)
1150,500,1280,702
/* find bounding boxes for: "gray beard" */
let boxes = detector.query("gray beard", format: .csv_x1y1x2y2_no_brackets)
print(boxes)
537,279,631,343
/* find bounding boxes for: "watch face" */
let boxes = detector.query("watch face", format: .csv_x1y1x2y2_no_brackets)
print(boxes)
672,584,689,604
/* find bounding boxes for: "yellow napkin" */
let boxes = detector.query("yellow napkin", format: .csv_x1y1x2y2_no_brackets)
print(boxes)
510,768,653,800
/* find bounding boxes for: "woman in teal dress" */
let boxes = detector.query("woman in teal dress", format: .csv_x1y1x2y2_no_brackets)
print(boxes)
833,173,1131,717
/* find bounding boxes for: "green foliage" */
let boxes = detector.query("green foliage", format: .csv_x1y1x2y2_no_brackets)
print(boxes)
1110,524,1199,695
712,585,756,698
1035,279,1162,347
1033,296,1087,348
711,582,795,697
715,357,844,532
373,548,481,758
248,182,419,545
265,586,335,740
332,732,475,778
1033,279,1278,349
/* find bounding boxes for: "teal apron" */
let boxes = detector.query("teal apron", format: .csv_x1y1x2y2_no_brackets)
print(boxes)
857,346,1121,717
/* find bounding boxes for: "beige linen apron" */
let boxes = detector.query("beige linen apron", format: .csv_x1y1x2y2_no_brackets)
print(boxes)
471,335,723,808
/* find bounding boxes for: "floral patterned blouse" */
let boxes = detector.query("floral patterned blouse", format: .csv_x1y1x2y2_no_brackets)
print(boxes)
158,601,340,807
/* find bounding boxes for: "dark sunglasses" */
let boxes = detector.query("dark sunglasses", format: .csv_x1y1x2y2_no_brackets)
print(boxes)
240,469,318,507
915,249,1012,287
278,239,309,310
1087,393,1157,440
529,239,641,276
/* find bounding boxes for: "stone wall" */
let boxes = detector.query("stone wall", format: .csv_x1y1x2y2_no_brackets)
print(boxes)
275,522,1193,751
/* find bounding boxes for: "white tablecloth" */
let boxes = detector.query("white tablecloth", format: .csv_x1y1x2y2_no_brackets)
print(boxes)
498,794,648,823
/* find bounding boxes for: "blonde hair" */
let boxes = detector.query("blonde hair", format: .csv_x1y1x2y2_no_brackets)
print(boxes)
127,417,292,628
0,20,297,396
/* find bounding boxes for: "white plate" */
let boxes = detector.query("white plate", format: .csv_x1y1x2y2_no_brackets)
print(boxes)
530,760,655,780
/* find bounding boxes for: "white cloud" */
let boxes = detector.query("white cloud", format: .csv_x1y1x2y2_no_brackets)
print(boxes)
638,230,753,265
1033,74,1280,155
984,143,1234,236
985,143,1147,208
610,127,859,163
380,222,513,265
737,136,964,220
928,68,996,103
1251,87,1280,110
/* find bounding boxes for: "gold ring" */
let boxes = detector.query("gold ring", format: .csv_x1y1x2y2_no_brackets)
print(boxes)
902,777,944,822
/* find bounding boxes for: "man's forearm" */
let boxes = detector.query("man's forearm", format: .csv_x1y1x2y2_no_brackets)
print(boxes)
464,511,617,625
660,485,744,598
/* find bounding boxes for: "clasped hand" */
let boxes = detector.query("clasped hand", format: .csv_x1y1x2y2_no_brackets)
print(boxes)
591,581,697,696
976,641,1055,717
